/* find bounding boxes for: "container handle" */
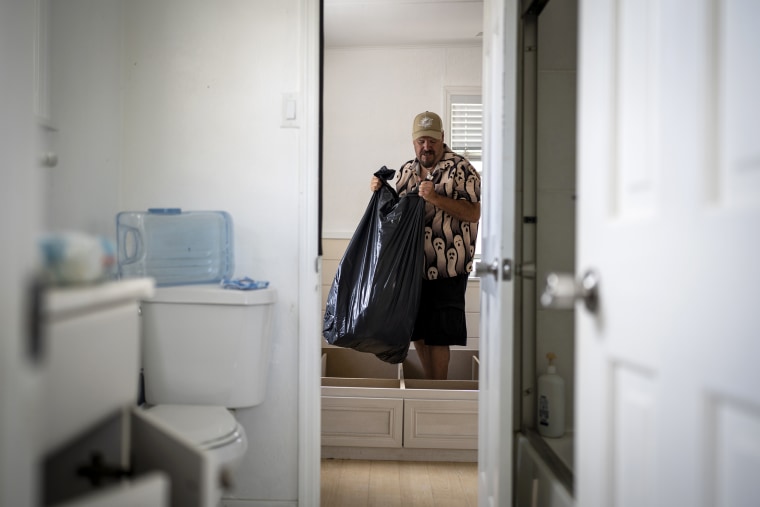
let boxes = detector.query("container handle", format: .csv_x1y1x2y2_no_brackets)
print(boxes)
118,226,143,265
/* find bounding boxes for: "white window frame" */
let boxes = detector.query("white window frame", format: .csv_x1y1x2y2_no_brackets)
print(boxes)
445,86,483,167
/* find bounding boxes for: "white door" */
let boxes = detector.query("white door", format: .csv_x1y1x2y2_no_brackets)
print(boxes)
575,1,760,506
478,1,518,506
0,0,45,505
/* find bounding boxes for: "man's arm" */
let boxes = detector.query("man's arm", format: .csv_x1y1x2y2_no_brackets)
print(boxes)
418,181,481,222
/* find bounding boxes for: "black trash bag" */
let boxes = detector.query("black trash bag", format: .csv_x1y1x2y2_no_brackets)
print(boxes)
322,166,425,364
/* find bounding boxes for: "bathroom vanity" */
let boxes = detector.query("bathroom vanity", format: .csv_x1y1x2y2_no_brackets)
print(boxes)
321,347,479,461
41,279,218,507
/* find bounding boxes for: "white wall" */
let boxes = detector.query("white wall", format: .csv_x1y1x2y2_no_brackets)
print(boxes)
48,1,309,504
322,45,482,237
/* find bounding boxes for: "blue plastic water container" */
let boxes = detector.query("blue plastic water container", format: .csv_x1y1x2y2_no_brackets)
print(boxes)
116,208,234,286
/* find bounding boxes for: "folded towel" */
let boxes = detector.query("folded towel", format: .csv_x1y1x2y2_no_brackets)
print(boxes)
39,232,116,285
220,277,269,290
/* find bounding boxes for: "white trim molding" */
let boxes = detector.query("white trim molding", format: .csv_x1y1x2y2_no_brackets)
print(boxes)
298,0,322,505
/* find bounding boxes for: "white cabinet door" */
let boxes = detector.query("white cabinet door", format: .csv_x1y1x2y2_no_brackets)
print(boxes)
131,408,215,507
321,396,404,448
576,1,760,506
51,473,169,507
404,399,478,450
478,1,518,506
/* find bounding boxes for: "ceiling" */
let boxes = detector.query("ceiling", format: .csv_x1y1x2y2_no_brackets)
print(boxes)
323,0,484,48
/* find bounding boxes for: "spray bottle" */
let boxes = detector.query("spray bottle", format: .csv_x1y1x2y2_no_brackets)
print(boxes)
537,352,565,438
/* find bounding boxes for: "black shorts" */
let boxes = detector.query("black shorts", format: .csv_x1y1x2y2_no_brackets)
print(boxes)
411,274,469,347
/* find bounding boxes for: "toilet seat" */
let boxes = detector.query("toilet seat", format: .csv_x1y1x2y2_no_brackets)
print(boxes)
142,404,248,504
144,405,244,450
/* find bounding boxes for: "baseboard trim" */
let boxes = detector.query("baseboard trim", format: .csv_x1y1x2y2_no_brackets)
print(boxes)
321,446,478,462
221,500,297,507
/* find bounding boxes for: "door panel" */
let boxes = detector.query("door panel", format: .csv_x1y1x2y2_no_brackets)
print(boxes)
721,1,760,205
711,401,760,507
612,365,656,507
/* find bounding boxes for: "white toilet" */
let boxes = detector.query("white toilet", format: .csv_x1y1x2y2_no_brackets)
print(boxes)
138,283,276,503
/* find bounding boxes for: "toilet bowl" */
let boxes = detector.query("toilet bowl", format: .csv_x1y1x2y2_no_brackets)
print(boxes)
142,405,247,469
139,284,276,506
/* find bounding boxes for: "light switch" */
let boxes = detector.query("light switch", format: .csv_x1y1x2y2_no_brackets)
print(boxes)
282,93,299,128
285,98,297,120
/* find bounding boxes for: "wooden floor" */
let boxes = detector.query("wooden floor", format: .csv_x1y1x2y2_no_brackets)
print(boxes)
320,459,478,507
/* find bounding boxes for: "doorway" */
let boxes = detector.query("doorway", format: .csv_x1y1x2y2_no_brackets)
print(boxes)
318,0,485,494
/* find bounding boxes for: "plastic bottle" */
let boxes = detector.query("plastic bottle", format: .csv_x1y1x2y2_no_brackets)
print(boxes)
537,352,565,438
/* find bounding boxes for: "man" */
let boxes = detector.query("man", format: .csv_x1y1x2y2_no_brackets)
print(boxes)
371,111,481,379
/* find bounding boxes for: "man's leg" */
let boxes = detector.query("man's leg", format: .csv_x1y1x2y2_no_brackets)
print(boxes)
413,340,450,380
413,340,432,378
428,345,450,380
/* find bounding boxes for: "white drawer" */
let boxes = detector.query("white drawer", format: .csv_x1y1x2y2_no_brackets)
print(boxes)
322,396,403,448
403,399,478,450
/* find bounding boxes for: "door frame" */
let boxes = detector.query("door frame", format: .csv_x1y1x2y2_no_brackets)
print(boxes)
298,0,323,502
298,0,520,503
478,0,520,505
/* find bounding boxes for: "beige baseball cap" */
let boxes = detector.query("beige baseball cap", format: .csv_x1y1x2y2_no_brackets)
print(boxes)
412,111,443,141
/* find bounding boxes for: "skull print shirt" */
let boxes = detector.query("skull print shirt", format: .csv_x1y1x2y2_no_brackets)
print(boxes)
396,145,481,280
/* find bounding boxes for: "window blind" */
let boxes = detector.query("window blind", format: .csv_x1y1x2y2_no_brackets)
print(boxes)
449,97,482,160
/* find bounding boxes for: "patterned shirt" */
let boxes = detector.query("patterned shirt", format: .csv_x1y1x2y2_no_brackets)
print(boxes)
396,145,481,280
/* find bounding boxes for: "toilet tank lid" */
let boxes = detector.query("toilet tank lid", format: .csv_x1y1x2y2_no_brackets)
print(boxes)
146,285,276,305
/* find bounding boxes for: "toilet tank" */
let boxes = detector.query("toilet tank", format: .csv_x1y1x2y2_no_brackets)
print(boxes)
140,285,276,408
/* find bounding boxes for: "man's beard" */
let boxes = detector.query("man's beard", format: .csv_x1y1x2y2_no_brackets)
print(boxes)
419,151,436,169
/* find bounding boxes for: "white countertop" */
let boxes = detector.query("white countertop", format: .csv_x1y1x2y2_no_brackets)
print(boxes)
44,278,155,318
